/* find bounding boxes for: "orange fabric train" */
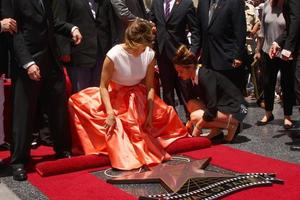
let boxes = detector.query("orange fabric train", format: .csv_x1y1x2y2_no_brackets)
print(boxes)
68,83,188,170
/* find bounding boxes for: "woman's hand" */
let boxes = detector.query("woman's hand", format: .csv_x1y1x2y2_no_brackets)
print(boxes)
191,125,202,137
105,114,116,130
185,120,193,135
254,52,261,60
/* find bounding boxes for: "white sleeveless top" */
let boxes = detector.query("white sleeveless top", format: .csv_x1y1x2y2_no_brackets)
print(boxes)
106,44,155,86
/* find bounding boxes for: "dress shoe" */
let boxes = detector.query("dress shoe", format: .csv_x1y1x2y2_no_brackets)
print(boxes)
284,123,295,130
55,151,72,159
0,142,10,151
256,114,274,126
31,137,40,149
12,166,27,181
290,145,300,151
283,119,295,130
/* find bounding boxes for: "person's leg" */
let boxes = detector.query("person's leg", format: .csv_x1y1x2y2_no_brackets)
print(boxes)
186,99,206,113
10,69,40,181
258,53,279,123
0,76,5,145
280,59,294,128
294,55,300,105
66,65,93,93
157,50,177,107
189,109,239,142
44,67,71,156
91,55,104,87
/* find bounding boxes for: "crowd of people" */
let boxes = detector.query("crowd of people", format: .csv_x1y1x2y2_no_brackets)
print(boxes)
0,0,299,182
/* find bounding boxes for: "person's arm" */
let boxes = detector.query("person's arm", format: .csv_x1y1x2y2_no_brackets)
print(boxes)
50,1,82,45
250,4,261,36
281,0,300,60
231,0,247,67
254,11,264,60
12,1,41,81
100,56,115,128
143,58,156,129
110,0,138,22
251,21,260,36
186,0,201,55
52,0,71,63
13,0,34,68
254,37,264,60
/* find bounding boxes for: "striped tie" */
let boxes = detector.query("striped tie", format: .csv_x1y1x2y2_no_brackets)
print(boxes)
87,0,96,18
165,0,171,18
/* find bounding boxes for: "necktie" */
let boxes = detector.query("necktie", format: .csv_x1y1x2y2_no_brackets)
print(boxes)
87,0,96,18
165,0,171,19
38,0,45,12
208,0,217,24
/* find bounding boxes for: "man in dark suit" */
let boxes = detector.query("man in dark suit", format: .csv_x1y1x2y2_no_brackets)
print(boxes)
269,0,300,151
150,0,200,109
53,0,113,93
11,0,82,181
110,0,148,45
196,0,246,93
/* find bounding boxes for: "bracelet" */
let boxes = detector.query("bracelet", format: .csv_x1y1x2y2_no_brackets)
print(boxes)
107,113,115,118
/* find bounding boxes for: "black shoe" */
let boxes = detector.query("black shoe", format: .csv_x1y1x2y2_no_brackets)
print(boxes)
40,139,53,147
31,138,40,149
233,123,242,139
256,114,274,126
284,122,295,130
12,166,27,181
284,124,295,130
55,151,72,159
0,142,10,151
290,145,300,151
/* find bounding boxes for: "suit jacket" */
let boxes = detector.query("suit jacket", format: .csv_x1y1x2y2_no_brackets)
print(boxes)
150,0,200,58
110,0,148,45
275,0,300,57
186,67,246,121
53,0,113,68
0,0,13,18
196,0,246,70
13,0,73,70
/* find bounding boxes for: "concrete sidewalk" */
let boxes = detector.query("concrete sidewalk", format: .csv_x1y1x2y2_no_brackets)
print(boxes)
0,183,20,200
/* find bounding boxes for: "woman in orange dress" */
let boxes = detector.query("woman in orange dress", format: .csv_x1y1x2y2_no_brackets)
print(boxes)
68,19,188,170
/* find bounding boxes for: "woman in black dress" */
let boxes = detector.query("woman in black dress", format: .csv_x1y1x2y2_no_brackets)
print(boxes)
173,45,248,142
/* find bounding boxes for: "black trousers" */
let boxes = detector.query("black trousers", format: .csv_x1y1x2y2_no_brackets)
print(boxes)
294,54,300,105
10,55,71,166
157,48,186,108
262,52,294,115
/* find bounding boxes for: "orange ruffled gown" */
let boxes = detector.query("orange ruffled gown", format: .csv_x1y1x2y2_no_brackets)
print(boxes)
69,83,188,170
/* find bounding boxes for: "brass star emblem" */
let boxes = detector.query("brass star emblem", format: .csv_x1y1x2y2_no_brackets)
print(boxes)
107,157,232,193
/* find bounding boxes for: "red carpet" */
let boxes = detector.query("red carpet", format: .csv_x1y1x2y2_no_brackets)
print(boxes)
35,137,211,177
1,144,300,199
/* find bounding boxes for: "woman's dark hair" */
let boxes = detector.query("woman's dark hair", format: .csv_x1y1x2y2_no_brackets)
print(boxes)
172,45,198,67
124,18,154,49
